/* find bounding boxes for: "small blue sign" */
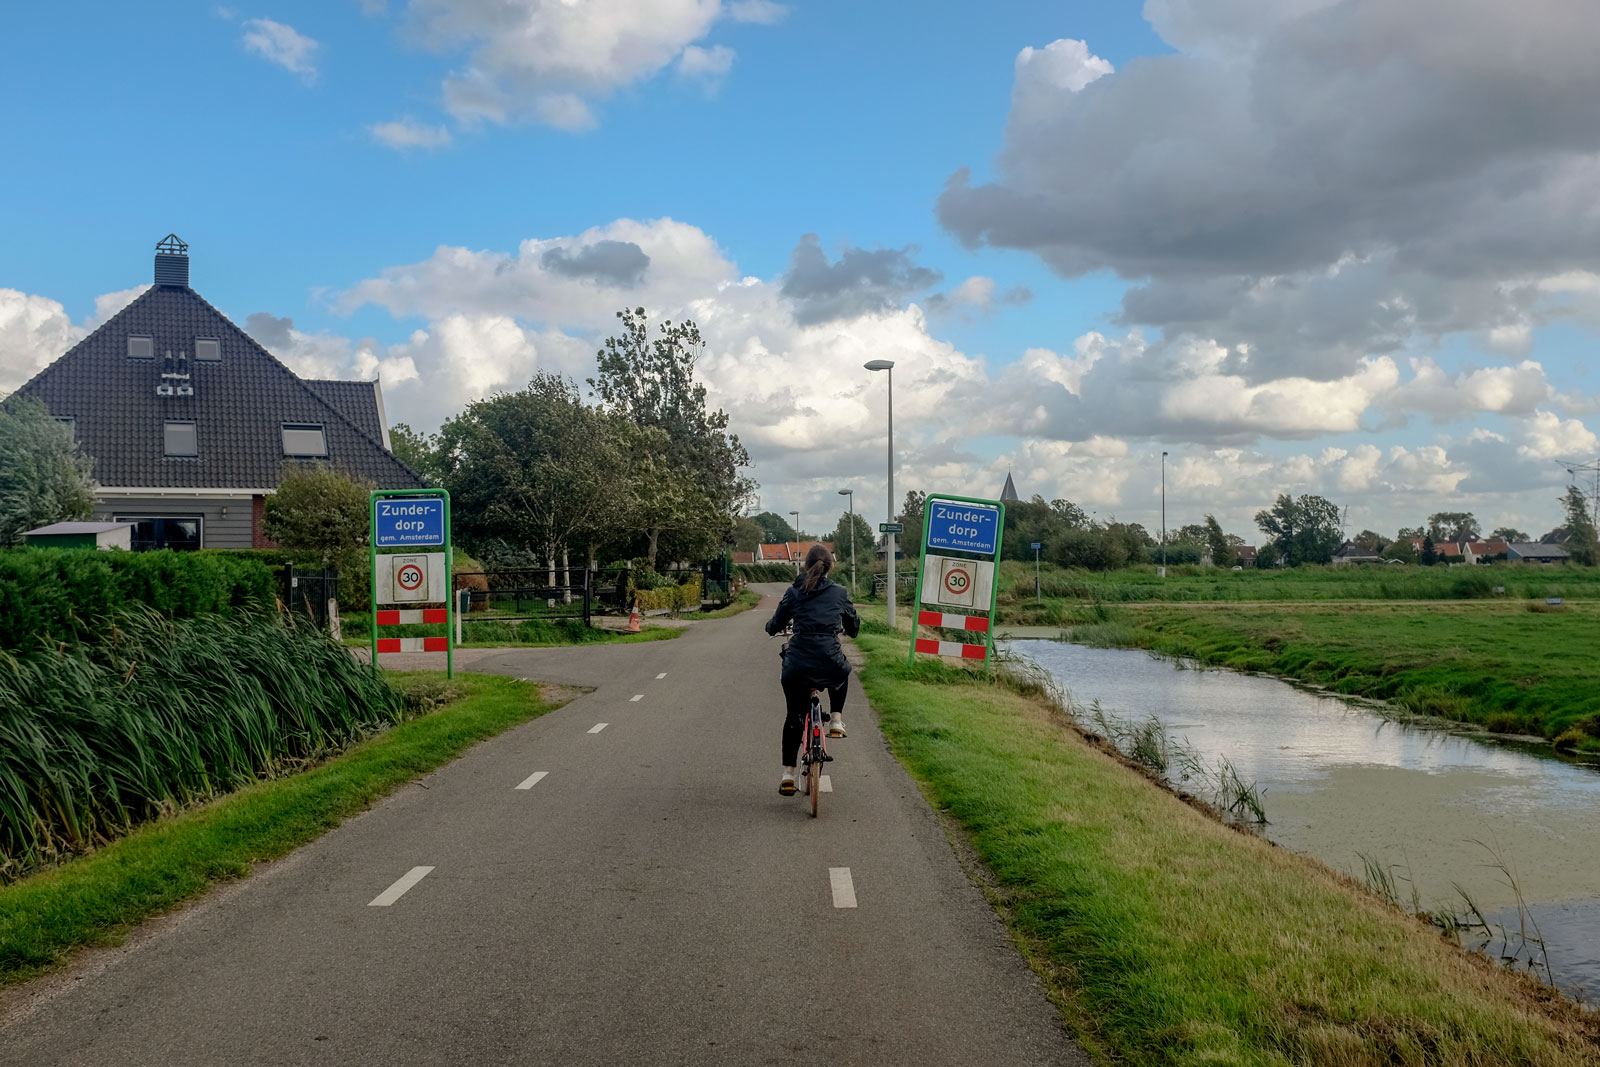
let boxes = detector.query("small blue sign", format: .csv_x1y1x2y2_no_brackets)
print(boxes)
1031,542,1041,550
925,499,1000,555
376,497,445,547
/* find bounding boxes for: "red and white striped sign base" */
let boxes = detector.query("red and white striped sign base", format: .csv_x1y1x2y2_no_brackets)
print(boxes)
375,609,448,625
914,637,988,660
916,611,989,632
376,636,449,653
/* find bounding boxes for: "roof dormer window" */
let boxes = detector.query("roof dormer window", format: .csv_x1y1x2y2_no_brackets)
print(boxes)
281,423,328,457
195,338,221,362
128,336,153,359
164,421,198,457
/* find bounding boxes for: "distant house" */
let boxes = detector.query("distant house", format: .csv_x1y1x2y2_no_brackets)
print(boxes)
13,236,423,550
1331,541,1384,566
1462,540,1509,565
1407,538,1463,561
1232,545,1258,567
756,541,836,569
1507,542,1570,565
731,551,755,565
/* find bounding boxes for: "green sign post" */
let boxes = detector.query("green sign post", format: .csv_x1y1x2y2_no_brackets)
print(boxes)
906,492,1006,673
368,488,453,679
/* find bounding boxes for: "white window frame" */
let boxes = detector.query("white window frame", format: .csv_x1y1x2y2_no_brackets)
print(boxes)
128,335,154,359
195,338,221,362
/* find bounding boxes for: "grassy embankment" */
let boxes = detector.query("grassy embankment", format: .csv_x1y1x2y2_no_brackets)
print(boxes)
854,611,1600,1066
679,587,761,620
0,672,560,986
990,561,1600,751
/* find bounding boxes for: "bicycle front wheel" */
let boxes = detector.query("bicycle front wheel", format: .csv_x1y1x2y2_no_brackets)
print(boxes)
808,742,821,817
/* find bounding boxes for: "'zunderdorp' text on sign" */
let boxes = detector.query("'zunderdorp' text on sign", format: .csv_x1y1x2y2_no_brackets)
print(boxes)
924,500,1000,554
375,497,445,547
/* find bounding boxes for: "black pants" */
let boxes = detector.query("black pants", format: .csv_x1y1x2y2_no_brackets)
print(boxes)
781,674,847,767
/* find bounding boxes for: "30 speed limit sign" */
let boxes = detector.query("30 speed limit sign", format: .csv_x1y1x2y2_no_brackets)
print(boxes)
381,553,443,604
935,556,979,608
397,562,425,592
944,567,970,596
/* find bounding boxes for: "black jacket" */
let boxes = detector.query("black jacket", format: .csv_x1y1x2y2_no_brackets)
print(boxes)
765,576,861,682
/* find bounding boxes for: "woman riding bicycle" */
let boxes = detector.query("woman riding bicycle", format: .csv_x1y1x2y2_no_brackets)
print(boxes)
765,544,860,796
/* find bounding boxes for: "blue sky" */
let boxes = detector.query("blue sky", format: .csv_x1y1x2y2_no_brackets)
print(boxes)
5,1,1599,541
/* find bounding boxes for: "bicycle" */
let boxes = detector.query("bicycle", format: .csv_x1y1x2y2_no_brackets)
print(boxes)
798,682,832,818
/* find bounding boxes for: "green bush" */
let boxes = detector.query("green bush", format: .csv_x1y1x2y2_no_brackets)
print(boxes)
634,577,702,613
0,549,278,650
0,609,405,878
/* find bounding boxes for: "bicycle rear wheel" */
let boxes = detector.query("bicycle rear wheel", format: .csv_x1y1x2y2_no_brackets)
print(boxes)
808,749,820,817
807,695,822,817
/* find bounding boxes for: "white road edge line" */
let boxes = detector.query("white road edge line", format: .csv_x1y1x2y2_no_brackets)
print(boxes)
515,771,548,790
820,775,832,793
369,866,434,907
629,694,643,702
656,673,667,679
589,722,609,734
829,867,857,909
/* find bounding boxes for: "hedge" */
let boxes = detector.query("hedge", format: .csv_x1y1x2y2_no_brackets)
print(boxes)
733,563,797,583
0,549,277,650
633,577,702,613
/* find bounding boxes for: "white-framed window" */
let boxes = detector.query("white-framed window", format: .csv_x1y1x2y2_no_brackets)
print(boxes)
128,335,154,359
164,421,198,457
281,423,328,457
195,338,221,362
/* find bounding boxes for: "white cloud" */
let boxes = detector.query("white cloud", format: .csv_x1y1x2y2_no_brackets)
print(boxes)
1010,38,1113,127
370,118,453,149
242,18,320,83
727,0,786,24
1518,410,1599,462
403,0,773,128
0,290,80,392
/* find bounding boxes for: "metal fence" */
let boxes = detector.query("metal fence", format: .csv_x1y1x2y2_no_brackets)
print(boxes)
456,568,596,626
281,564,338,628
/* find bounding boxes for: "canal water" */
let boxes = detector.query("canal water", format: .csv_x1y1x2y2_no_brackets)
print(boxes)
1003,633,1600,1003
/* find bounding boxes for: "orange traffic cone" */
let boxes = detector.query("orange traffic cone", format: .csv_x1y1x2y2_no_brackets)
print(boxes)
627,600,641,633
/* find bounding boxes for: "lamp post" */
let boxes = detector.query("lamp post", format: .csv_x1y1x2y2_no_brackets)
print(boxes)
1160,451,1168,578
837,488,855,592
865,359,896,627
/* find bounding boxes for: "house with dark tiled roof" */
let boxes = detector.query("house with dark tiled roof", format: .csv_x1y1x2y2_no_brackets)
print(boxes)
13,236,422,550
1507,542,1571,564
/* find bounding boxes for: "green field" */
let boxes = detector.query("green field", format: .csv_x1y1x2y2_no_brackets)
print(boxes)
994,559,1600,604
855,612,1600,1066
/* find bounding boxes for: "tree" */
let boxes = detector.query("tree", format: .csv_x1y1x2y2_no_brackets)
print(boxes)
1203,515,1230,567
0,396,98,547
1173,522,1209,546
262,463,373,571
828,511,874,583
588,308,754,561
1381,539,1418,564
1559,486,1599,566
1420,535,1439,566
1253,494,1343,566
896,490,927,555
731,516,764,552
1396,526,1423,540
1353,529,1387,553
1427,512,1479,543
752,511,797,544
436,373,632,574
1050,498,1089,528
390,422,442,485
1254,541,1279,569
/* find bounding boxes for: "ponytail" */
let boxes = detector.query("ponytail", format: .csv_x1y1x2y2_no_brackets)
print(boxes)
802,544,833,593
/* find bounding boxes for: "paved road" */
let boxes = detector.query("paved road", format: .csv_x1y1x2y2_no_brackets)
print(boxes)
1,588,1086,1066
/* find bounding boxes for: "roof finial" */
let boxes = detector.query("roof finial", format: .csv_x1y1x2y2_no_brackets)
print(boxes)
156,234,188,254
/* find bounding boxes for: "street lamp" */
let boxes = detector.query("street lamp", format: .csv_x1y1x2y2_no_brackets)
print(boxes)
865,359,896,626
1160,451,1168,577
789,510,801,541
837,488,855,592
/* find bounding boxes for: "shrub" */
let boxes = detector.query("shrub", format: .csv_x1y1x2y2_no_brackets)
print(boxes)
0,549,277,650
634,577,702,613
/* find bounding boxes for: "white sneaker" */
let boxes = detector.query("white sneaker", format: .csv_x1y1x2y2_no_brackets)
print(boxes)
828,715,847,738
779,768,797,796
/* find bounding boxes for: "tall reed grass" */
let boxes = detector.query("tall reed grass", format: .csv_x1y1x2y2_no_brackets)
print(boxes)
0,609,404,880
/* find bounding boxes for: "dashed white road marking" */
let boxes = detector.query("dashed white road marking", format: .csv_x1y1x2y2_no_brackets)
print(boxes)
369,866,434,907
829,867,857,909
515,771,548,790
630,694,644,702
820,775,832,793
589,722,609,734
656,673,667,679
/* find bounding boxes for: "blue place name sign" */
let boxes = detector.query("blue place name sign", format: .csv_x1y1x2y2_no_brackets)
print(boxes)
376,497,445,547
925,499,1000,555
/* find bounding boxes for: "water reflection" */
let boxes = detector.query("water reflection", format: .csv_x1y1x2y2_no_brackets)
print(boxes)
1006,636,1600,1002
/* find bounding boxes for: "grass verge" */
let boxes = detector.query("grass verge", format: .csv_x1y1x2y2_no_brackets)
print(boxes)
344,618,682,648
679,588,762,620
855,624,1600,1066
0,672,561,987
